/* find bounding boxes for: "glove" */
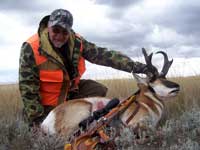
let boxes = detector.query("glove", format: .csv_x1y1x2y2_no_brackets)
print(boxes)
132,62,158,79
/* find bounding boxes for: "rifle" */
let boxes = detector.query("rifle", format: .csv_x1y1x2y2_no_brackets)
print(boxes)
65,95,136,150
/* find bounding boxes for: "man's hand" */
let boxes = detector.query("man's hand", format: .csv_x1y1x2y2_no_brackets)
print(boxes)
142,64,158,79
132,62,158,79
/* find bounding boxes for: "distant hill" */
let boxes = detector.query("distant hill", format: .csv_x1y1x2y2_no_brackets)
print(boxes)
0,57,200,84
0,70,18,84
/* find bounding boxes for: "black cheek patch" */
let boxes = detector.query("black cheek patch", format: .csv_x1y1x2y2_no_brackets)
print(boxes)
161,79,179,88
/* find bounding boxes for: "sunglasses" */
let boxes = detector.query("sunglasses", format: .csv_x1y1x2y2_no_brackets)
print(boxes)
51,26,69,35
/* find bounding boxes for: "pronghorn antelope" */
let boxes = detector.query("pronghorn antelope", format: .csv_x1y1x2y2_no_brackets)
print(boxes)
41,48,180,142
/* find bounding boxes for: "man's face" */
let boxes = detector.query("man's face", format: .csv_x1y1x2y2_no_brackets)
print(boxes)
48,25,70,48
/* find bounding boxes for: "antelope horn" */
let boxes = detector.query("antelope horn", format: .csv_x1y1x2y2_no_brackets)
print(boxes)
142,48,153,66
142,48,159,79
156,51,173,77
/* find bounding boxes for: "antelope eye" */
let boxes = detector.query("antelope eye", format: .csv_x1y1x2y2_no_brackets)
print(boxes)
149,76,157,82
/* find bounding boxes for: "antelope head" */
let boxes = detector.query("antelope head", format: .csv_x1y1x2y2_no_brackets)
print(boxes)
134,48,180,99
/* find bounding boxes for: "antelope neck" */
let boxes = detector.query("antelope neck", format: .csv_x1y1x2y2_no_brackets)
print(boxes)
143,92,164,109
125,100,140,125
142,92,164,119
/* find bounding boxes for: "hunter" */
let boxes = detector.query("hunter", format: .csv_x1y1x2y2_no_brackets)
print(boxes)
19,9,156,126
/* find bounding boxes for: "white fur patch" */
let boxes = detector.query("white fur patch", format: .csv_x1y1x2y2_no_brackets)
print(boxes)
150,83,172,97
144,92,164,119
41,111,56,134
84,97,111,111
144,92,164,109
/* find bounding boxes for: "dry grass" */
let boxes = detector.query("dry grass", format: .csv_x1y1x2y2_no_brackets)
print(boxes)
1,76,200,118
99,78,137,98
164,76,200,118
0,76,200,149
0,84,22,120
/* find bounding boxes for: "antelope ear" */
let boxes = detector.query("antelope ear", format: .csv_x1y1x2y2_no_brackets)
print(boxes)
133,73,149,86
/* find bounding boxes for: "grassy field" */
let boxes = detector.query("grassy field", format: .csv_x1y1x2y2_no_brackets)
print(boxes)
0,76,200,149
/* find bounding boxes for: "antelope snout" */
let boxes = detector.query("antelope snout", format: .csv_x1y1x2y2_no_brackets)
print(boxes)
169,84,180,95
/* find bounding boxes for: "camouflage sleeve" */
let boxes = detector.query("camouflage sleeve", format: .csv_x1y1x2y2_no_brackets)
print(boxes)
81,38,146,73
19,42,44,124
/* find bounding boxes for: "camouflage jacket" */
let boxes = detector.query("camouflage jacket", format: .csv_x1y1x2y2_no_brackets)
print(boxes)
19,15,146,124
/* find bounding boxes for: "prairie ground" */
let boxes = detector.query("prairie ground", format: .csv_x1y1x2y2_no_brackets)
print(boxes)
0,76,200,149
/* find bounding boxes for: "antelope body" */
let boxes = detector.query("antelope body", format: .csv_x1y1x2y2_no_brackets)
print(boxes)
41,49,180,139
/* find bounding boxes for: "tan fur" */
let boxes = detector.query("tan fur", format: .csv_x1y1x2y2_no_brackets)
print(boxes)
45,85,168,137
120,83,164,129
42,78,177,138
54,100,93,136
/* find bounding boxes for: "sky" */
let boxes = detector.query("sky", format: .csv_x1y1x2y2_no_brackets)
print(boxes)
0,0,200,82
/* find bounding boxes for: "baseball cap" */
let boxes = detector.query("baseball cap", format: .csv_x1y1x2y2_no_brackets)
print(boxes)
48,9,73,32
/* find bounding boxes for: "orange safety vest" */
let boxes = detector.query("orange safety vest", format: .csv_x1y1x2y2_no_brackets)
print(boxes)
26,34,85,106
